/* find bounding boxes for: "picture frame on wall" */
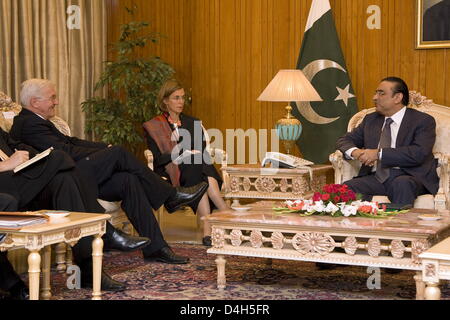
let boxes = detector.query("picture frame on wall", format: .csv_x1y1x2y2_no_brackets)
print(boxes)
416,0,450,49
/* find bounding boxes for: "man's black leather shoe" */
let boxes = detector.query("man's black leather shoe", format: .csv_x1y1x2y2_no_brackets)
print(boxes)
80,268,126,292
9,281,29,300
165,182,208,213
144,246,190,264
103,228,151,252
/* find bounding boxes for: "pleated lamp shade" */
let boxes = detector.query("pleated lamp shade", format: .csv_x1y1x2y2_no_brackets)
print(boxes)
257,69,322,154
257,70,322,102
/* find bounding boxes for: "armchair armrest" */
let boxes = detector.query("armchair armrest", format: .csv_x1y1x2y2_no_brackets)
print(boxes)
329,150,361,184
49,116,72,136
434,152,449,209
209,147,228,168
144,149,154,170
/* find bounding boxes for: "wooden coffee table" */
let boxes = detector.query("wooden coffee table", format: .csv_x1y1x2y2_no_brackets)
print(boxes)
0,212,110,300
205,202,450,299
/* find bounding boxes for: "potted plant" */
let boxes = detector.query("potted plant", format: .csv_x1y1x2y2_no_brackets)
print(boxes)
82,8,174,153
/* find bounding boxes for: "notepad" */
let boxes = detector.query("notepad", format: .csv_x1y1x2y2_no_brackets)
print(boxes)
173,150,196,165
13,147,54,173
261,152,314,169
0,211,49,230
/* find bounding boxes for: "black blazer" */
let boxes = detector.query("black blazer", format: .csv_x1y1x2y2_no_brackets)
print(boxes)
10,108,108,161
0,127,37,158
145,113,221,185
336,108,439,195
0,128,77,207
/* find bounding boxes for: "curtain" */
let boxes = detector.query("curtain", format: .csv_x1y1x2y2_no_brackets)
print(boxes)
0,0,106,138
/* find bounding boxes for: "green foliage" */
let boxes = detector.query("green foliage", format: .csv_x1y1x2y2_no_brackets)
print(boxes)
82,10,174,152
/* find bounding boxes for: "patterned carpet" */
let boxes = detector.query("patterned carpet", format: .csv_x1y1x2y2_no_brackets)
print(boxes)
37,243,449,300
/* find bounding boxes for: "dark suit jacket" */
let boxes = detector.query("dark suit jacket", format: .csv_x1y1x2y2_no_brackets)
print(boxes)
10,108,108,161
423,0,450,41
0,128,76,207
336,108,439,195
0,127,37,158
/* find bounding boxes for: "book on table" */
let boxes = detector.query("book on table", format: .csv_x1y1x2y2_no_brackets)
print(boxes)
261,152,314,169
0,211,49,230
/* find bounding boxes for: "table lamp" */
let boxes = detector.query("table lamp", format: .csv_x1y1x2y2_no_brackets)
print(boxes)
257,69,322,154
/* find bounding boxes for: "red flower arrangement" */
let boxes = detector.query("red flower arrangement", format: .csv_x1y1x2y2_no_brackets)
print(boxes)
312,183,360,204
275,184,408,218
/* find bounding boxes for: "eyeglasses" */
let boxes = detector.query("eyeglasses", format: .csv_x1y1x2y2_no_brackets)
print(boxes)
37,95,58,102
169,95,185,101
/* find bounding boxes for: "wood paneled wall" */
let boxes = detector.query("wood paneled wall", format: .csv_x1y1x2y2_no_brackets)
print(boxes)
107,0,449,158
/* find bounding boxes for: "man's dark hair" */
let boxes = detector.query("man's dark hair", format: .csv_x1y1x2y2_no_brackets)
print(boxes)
382,76,409,106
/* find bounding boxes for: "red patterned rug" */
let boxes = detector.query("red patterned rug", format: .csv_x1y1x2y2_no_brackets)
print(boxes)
34,243,449,300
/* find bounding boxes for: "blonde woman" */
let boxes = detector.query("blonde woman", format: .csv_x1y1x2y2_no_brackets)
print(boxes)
143,80,229,246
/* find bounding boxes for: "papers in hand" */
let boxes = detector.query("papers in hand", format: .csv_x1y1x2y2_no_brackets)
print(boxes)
13,147,54,173
173,150,195,165
261,152,314,169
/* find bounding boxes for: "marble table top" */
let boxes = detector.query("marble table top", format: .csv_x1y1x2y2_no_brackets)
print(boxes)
221,163,332,174
207,201,450,235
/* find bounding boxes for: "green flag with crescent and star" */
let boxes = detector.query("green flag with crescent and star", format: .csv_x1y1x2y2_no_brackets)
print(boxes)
292,0,358,164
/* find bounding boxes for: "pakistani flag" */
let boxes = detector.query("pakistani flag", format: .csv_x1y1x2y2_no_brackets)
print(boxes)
292,0,358,164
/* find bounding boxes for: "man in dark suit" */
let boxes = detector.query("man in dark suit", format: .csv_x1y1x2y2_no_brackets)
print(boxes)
11,79,209,265
423,0,450,41
0,193,29,300
336,77,439,206
0,130,151,292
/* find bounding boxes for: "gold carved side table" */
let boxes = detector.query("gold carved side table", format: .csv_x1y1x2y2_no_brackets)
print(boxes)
0,212,110,300
420,236,450,300
221,164,334,205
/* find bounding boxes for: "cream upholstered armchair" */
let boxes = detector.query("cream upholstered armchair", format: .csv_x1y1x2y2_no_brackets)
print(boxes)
0,91,132,272
329,91,450,210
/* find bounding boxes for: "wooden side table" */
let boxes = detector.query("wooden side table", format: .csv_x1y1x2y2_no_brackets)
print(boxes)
221,164,333,204
420,237,450,300
0,212,110,300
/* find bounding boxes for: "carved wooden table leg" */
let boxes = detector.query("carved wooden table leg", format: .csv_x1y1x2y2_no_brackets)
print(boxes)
424,281,441,300
216,255,227,290
91,234,103,300
414,272,425,300
66,245,73,266
55,243,67,272
41,246,52,300
28,250,41,300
